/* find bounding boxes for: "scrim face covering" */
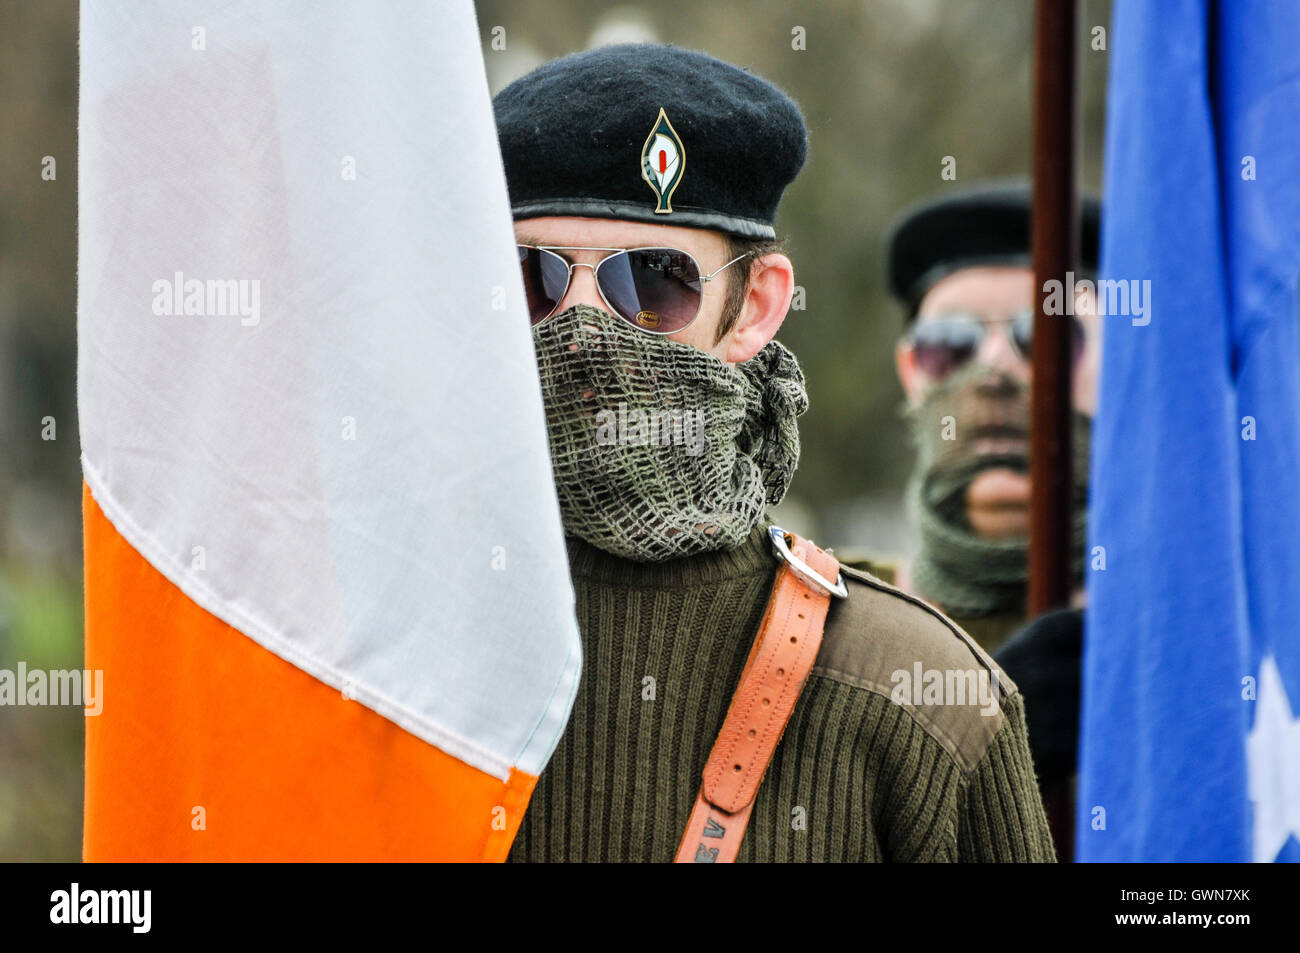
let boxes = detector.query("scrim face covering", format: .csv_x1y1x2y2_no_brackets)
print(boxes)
532,304,808,562
904,361,1090,617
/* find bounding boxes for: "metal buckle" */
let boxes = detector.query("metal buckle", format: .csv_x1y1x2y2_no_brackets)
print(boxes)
768,526,848,599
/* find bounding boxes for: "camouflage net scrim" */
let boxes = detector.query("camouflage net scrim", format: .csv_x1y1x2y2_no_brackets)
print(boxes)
904,361,1090,617
532,305,808,562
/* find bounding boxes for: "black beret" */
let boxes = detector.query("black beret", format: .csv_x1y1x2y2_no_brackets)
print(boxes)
493,43,808,240
886,181,1102,314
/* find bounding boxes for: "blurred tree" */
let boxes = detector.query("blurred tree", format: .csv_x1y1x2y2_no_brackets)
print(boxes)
0,0,83,862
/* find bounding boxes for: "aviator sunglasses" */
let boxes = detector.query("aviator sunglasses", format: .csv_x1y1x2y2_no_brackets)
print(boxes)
905,309,1085,379
519,244,747,334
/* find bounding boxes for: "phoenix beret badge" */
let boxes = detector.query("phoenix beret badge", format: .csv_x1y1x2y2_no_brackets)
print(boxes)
640,108,685,214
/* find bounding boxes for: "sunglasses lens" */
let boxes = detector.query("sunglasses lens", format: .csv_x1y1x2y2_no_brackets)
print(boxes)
597,248,702,333
1070,315,1085,366
1012,312,1034,358
911,318,983,378
1011,312,1086,367
518,246,570,326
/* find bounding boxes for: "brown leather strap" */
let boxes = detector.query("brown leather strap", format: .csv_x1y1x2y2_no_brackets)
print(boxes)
674,530,841,863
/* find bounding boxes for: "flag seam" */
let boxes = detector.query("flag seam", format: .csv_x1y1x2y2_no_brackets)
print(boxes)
81,455,516,782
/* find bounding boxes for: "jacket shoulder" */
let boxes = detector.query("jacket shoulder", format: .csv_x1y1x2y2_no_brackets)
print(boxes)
811,562,1019,774
832,549,902,586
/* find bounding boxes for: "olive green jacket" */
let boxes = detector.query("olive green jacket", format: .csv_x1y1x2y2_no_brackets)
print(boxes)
509,524,1056,862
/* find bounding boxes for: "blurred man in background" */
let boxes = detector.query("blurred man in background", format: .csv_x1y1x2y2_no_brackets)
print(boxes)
845,182,1100,654
843,182,1101,859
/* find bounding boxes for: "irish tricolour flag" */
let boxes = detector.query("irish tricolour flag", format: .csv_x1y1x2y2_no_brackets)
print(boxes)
78,0,580,860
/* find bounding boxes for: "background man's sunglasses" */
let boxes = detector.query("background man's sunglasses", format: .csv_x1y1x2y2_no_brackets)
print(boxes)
519,244,746,334
905,310,1086,379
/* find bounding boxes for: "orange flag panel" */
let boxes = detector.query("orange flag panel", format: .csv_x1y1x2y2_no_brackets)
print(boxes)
82,483,535,861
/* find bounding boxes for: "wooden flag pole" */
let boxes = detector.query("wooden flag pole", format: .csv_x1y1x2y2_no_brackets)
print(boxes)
1029,0,1078,617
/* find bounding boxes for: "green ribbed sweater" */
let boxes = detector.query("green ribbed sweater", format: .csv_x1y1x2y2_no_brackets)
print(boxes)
508,523,1056,862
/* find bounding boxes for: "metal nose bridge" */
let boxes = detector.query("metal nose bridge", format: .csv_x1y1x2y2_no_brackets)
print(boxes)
554,259,616,318
561,260,602,294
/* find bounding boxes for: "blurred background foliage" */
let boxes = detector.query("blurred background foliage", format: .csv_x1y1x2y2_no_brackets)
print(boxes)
0,0,1107,860
1,0,83,861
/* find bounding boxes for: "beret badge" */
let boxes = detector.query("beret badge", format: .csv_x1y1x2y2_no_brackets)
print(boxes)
640,108,685,214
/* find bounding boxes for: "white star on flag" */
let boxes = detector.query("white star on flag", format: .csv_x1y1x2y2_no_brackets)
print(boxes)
1246,654,1300,862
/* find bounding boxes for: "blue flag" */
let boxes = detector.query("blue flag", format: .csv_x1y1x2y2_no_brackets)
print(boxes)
1078,0,1300,862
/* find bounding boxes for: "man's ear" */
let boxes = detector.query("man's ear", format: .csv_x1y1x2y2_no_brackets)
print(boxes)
895,337,925,408
720,253,793,364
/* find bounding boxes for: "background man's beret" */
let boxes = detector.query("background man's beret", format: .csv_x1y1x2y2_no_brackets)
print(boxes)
886,182,1102,314
493,43,808,240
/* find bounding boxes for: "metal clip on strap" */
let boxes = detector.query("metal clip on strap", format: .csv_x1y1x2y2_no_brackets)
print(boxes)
768,526,848,599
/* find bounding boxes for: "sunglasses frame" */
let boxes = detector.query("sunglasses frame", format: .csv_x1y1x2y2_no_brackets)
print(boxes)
520,244,748,334
904,309,1085,377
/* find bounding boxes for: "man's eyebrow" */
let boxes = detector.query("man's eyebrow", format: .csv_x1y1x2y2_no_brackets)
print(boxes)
516,235,544,246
